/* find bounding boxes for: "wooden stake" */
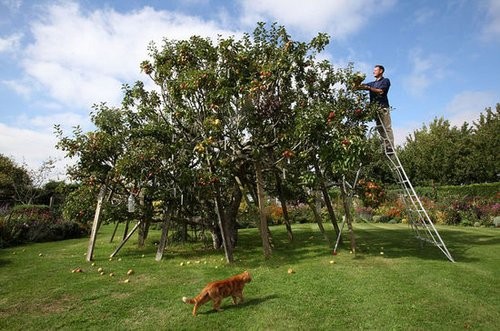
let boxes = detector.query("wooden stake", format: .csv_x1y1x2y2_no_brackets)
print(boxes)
110,221,141,258
86,184,107,262
256,161,272,258
155,212,171,261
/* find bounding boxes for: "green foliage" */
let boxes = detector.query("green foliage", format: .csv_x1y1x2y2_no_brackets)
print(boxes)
399,118,471,185
54,22,377,260
0,154,31,204
414,182,500,199
0,205,88,247
60,185,99,225
286,203,315,224
471,105,500,182
399,104,500,186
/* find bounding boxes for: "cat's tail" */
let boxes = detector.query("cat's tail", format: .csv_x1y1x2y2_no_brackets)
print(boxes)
183,291,209,305
182,296,195,304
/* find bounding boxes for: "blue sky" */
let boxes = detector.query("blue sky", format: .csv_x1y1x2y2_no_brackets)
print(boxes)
1,0,499,179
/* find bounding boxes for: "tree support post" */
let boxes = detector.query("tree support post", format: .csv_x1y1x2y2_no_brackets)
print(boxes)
275,173,293,242
110,221,141,258
307,193,332,246
256,161,272,258
86,184,107,262
340,179,356,254
313,162,341,239
155,211,171,261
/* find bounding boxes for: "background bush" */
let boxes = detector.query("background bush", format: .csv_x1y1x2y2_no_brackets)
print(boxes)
0,205,88,248
364,182,499,226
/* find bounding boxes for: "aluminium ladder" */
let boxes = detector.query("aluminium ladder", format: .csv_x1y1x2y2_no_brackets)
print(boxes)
376,114,455,262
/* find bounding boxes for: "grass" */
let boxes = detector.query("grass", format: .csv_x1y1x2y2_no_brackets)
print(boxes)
1,222,499,330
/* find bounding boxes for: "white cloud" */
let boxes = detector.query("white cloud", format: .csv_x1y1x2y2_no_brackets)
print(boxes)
404,49,450,96
1,0,21,12
413,7,436,25
0,111,92,180
0,122,69,180
390,91,496,148
1,78,31,97
2,2,241,178
481,0,500,41
0,32,22,53
15,112,91,132
393,121,420,147
443,91,497,126
238,0,396,39
19,2,238,110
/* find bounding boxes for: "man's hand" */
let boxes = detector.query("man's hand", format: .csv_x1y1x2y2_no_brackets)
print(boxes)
353,84,368,90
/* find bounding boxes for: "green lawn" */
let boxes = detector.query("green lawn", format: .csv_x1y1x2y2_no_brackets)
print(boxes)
1,223,499,330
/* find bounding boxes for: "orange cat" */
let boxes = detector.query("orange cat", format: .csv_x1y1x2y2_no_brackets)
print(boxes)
182,271,252,316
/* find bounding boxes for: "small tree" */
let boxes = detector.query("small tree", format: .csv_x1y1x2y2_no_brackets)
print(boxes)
0,154,30,206
471,104,500,183
11,159,56,205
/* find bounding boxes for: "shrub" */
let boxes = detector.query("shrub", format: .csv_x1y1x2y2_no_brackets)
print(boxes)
267,203,284,225
288,203,314,224
0,204,88,247
374,199,405,223
357,179,385,208
433,196,499,226
355,205,374,222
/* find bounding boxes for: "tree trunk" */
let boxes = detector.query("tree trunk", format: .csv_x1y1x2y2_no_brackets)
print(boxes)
340,180,356,253
313,162,341,240
255,161,272,258
307,194,331,246
226,184,242,248
275,173,293,242
123,219,130,241
210,223,223,250
138,193,152,248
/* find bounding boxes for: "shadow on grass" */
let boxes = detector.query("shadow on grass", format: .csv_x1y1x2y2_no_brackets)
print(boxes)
0,257,12,267
343,224,500,263
198,294,279,315
97,223,499,265
235,223,500,265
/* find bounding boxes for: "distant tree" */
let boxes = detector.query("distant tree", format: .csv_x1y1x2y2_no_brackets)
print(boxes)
0,155,56,205
399,104,499,186
399,118,471,185
0,154,30,206
12,159,56,205
470,104,500,183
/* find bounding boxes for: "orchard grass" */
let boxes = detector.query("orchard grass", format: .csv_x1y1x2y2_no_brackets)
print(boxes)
1,223,499,330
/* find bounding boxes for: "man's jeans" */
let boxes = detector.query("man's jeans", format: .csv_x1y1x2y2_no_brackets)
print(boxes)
376,108,394,148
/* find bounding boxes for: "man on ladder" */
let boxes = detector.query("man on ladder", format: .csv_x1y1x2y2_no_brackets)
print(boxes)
358,64,394,152
353,65,454,262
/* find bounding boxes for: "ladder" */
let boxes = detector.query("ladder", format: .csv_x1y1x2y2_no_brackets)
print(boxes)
376,114,455,262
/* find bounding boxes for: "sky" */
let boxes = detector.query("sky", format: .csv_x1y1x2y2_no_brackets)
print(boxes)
1,0,499,180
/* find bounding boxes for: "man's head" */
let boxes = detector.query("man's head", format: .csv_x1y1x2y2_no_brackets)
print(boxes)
373,65,385,79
